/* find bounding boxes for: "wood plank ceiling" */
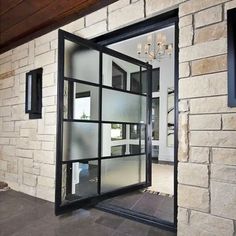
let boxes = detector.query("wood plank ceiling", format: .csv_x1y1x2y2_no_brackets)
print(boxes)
0,0,117,53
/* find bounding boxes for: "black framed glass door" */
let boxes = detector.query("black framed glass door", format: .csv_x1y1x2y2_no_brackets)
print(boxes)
55,30,152,215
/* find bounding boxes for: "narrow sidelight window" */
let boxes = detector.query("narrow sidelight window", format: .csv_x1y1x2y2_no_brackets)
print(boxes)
228,8,236,107
25,68,43,119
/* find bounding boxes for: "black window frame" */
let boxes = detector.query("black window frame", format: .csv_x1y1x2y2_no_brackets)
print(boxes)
228,8,236,107
25,68,43,119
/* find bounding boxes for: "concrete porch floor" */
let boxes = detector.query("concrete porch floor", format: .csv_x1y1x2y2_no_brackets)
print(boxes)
0,190,176,236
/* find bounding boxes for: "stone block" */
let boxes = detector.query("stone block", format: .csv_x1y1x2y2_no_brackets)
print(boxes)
76,21,107,39
35,50,55,68
86,8,107,26
194,22,226,44
179,38,226,62
178,185,209,212
179,62,190,78
189,114,221,130
222,114,236,130
35,30,57,47
179,100,189,112
108,1,144,30
16,149,33,159
179,0,227,16
35,42,50,56
178,113,189,162
38,176,54,188
40,164,55,178
36,185,54,202
178,162,209,187
212,148,236,165
179,72,227,99
178,207,189,224
189,211,234,236
190,147,209,164
211,164,236,184
61,18,84,33
146,0,184,16
42,141,55,151
192,54,227,76
0,160,8,171
195,5,222,29
179,25,193,48
179,15,193,28
44,112,56,125
190,131,236,148
23,173,37,187
43,73,55,87
108,0,130,12
190,96,236,114
211,181,236,220
34,150,54,164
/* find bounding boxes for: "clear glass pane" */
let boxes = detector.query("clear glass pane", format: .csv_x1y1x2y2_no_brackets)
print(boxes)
103,54,140,92
152,98,160,140
61,161,98,204
63,122,98,161
102,88,146,123
63,80,99,120
64,40,99,84
101,155,146,193
111,145,126,156
152,145,159,159
130,68,159,94
102,124,145,157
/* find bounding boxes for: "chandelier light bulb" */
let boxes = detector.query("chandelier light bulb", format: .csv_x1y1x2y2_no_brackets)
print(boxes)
137,43,142,54
147,35,152,45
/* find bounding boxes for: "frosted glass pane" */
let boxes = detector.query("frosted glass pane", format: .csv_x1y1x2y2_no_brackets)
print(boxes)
102,89,146,123
63,122,98,161
101,155,146,193
61,161,98,204
64,40,99,84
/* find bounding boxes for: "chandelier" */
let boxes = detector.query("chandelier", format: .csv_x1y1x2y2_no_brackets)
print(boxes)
137,33,173,63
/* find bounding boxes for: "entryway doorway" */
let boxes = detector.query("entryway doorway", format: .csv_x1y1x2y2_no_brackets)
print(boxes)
55,10,178,232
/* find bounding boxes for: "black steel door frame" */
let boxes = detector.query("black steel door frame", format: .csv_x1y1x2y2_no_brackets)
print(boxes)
55,30,152,215
93,9,179,232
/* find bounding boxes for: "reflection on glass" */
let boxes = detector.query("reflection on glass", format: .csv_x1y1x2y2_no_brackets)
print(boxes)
102,124,145,157
61,161,98,204
102,88,146,123
152,145,159,159
101,155,146,193
64,40,99,84
112,62,127,90
63,122,98,161
111,145,126,156
130,68,160,94
167,87,175,146
152,98,160,140
103,54,139,90
63,81,99,120
111,124,126,140
130,124,139,139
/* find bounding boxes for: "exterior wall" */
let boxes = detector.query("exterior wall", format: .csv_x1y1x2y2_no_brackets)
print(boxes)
0,0,236,235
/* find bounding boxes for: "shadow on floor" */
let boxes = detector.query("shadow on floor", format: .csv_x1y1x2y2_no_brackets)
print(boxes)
0,190,176,236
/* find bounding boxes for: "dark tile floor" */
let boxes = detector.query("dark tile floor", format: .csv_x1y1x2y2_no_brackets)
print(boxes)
100,190,174,222
0,190,176,236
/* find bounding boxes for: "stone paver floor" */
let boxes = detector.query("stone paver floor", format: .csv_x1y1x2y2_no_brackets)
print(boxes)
0,190,176,236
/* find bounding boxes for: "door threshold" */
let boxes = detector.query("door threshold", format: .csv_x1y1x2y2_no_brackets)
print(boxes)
95,202,177,233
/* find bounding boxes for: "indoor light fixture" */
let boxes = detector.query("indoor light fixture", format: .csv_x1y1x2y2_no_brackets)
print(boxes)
137,32,173,63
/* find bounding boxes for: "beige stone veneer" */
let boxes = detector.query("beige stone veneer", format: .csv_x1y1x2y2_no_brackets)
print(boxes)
0,0,236,235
